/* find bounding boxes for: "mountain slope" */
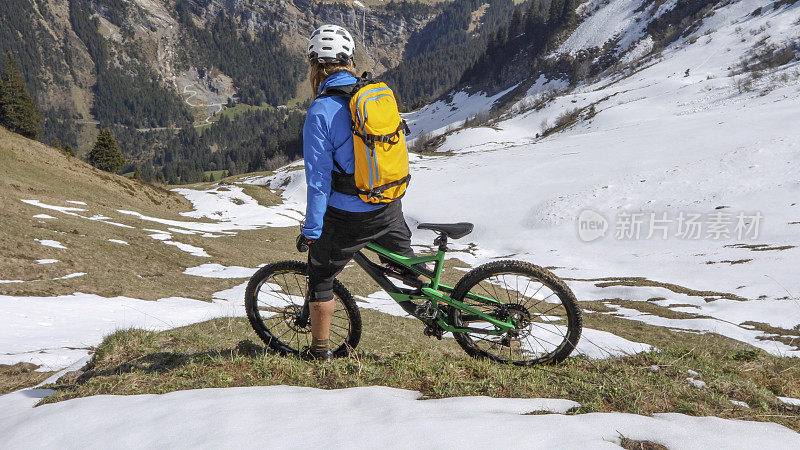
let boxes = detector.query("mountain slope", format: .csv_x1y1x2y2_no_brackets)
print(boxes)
0,0,439,180
0,125,302,301
400,0,800,355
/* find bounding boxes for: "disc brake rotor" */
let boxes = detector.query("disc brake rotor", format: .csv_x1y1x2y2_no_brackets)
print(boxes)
499,303,532,340
282,304,311,334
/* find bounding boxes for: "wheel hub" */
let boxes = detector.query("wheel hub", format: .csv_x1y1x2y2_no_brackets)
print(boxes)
283,304,311,333
498,303,532,340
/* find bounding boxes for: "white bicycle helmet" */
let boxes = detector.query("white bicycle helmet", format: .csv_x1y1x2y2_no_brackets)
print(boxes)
307,25,355,64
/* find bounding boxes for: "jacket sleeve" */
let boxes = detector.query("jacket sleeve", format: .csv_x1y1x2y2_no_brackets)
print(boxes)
301,109,334,240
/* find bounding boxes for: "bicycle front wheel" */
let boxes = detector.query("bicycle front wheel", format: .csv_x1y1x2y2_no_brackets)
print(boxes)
449,260,582,365
245,260,361,357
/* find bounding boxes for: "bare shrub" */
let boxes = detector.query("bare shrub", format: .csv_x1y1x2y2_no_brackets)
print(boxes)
733,75,755,94
463,111,493,128
738,40,799,74
408,131,431,153
553,108,581,130
539,118,549,136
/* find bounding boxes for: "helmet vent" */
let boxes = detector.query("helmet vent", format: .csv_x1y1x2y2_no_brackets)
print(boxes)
307,25,355,64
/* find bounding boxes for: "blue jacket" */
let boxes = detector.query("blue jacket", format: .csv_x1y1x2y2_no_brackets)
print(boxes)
301,71,382,239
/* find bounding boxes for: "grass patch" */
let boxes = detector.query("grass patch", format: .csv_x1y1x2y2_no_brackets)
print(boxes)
203,170,228,182
0,127,311,300
725,243,796,252
0,363,54,394
620,438,668,450
566,276,747,302
41,310,800,432
239,184,284,208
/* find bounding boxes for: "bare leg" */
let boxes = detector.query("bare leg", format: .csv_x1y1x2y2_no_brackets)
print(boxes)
310,299,335,341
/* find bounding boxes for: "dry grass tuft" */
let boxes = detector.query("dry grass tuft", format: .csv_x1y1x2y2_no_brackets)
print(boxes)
39,310,800,432
0,363,54,394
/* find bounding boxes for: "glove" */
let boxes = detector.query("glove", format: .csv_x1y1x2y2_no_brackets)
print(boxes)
296,233,314,252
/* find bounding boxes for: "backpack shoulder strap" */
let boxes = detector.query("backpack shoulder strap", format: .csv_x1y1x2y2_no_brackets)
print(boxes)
317,72,377,99
318,84,357,99
332,158,347,174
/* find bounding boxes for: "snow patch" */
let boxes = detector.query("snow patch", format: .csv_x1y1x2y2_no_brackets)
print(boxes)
687,377,707,388
404,84,519,142
162,241,210,258
35,239,67,249
52,272,86,280
778,396,800,407
557,0,677,56
0,290,245,370
183,263,258,279
21,200,87,214
1,385,798,448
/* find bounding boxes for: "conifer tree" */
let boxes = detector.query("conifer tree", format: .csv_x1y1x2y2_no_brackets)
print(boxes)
63,143,76,157
562,0,580,27
0,52,43,139
548,0,564,24
88,128,125,172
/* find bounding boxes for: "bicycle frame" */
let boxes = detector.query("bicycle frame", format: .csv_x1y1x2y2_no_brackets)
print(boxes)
352,242,516,335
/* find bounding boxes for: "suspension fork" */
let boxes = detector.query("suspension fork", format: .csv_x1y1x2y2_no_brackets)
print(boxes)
296,291,312,328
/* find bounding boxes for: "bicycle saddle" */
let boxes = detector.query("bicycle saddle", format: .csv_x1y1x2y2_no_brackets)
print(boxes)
417,222,474,239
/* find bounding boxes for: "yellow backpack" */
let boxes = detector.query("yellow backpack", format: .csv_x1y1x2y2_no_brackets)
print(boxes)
321,74,410,204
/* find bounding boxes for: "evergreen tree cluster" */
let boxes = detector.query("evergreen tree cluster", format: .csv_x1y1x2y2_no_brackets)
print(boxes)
88,128,125,172
113,107,305,184
462,0,580,85
176,6,304,107
0,0,79,146
645,0,723,48
0,52,42,139
383,0,516,110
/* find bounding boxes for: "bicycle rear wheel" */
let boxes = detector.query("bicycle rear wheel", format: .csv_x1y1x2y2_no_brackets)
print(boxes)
449,260,581,365
244,260,361,357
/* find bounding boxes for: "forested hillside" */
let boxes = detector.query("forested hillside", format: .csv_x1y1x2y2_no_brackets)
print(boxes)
174,5,304,107
68,1,194,129
383,0,521,109
459,0,729,97
1,0,555,183
0,0,440,183
115,107,306,184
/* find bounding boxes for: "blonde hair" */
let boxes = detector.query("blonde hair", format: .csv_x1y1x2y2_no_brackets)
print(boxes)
309,60,356,96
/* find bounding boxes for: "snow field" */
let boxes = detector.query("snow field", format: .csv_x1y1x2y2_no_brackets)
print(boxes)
1,384,798,448
386,0,800,356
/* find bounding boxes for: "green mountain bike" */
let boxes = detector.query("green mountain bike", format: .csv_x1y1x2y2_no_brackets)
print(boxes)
245,222,582,365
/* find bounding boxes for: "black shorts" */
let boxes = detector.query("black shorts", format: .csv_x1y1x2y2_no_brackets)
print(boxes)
308,200,414,301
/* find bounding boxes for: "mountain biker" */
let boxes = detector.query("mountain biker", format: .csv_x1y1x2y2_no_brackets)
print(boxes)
297,25,418,361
